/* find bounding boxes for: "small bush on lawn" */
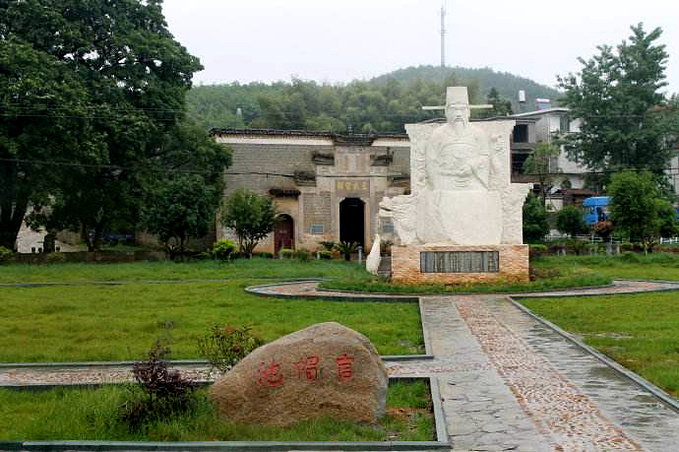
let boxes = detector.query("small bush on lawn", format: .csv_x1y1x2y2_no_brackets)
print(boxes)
258,252,274,259
0,246,13,264
197,325,263,373
319,241,336,252
318,250,332,260
279,248,294,259
294,248,312,262
120,343,197,429
529,244,548,259
212,239,237,261
335,241,359,261
46,253,66,264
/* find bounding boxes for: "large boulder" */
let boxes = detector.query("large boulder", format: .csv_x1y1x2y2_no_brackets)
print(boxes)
209,322,388,426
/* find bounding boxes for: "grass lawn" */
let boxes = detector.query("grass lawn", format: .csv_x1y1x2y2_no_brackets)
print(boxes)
0,260,422,362
321,259,611,294
0,259,371,284
534,253,679,282
520,291,679,397
0,380,434,442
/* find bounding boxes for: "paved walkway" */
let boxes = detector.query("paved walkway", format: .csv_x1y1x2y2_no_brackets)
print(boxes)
3,280,679,451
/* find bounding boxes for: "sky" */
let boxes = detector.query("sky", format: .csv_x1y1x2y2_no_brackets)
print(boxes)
162,0,679,95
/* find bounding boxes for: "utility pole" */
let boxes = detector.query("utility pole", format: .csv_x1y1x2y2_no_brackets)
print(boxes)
440,1,446,68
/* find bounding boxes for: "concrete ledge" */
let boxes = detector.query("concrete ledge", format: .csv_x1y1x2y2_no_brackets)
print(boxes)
509,296,679,414
4,441,450,451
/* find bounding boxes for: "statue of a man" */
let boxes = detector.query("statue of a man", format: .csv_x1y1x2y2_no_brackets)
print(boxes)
378,86,528,247
426,87,501,191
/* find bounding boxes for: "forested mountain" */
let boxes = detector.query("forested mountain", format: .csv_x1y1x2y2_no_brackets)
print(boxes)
186,65,563,133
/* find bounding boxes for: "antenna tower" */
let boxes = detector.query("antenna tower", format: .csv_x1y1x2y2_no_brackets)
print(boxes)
440,1,446,68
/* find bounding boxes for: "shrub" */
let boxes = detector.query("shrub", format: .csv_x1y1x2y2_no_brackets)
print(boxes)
120,343,197,429
194,251,212,261
556,206,588,238
294,248,312,262
621,242,634,252
548,243,567,255
523,194,549,243
279,248,294,259
380,240,393,255
319,241,336,252
566,240,588,256
197,325,263,373
318,250,332,260
0,246,13,264
593,221,614,240
46,253,66,264
258,252,274,259
335,241,359,261
220,189,277,257
529,244,548,259
212,239,237,261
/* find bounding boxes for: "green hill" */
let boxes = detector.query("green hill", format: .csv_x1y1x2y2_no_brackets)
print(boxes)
373,65,562,111
187,66,562,133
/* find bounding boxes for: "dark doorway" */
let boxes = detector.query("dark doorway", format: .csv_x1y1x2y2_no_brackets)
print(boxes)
339,198,365,249
274,214,294,254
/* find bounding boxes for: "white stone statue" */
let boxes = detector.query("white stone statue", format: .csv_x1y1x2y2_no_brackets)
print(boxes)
379,87,531,247
365,233,381,276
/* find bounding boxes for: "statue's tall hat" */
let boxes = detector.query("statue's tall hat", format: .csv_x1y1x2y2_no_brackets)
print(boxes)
446,86,470,106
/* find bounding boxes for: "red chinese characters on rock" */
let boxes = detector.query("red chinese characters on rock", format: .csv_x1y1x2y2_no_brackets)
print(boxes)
256,361,284,388
294,356,320,381
335,352,355,382
256,353,356,388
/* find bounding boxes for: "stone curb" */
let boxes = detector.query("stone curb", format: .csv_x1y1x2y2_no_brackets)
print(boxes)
0,355,432,371
514,280,679,299
246,286,420,304
316,282,618,297
0,277,324,289
0,440,450,451
508,296,679,414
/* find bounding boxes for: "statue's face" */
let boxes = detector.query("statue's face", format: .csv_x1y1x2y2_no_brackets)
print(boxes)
446,103,470,125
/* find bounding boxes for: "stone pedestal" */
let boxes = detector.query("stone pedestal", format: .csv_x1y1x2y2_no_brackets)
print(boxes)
391,244,529,285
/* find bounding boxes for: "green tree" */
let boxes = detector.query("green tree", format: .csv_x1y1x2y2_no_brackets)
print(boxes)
609,171,663,252
143,174,219,257
475,87,513,119
0,38,88,249
220,189,277,257
3,0,203,251
523,143,562,206
558,24,673,181
657,199,678,239
523,194,549,243
556,205,588,238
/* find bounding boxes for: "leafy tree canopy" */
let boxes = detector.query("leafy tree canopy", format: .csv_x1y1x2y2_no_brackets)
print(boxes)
220,189,277,257
556,205,588,238
1,0,214,251
609,171,666,250
187,66,559,133
558,24,675,181
523,193,550,243
143,174,220,255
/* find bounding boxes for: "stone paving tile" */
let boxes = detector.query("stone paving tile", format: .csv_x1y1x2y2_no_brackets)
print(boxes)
488,297,679,452
456,297,642,451
421,298,551,452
